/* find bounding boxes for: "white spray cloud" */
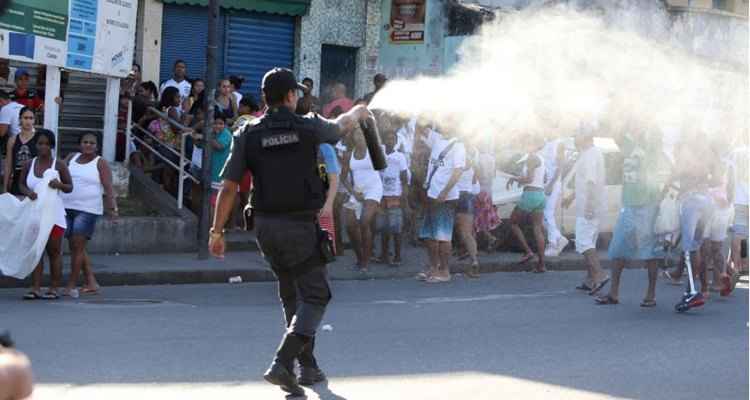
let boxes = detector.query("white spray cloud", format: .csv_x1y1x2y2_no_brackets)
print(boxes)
369,0,748,145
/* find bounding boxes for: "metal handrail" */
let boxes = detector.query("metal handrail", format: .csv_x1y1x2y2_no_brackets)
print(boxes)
125,103,199,209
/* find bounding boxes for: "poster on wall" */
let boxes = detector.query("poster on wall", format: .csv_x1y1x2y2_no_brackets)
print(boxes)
390,0,426,44
0,0,136,77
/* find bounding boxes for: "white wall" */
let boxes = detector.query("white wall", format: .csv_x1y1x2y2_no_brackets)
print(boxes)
136,0,163,85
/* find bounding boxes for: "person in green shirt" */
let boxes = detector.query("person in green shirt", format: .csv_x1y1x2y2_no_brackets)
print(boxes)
209,116,233,188
595,126,663,307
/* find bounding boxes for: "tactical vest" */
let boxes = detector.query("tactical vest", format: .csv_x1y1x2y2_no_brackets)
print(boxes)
245,113,325,213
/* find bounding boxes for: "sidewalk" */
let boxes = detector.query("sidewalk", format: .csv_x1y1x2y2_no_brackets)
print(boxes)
0,246,618,288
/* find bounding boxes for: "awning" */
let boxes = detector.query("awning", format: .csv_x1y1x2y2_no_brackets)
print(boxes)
160,0,310,16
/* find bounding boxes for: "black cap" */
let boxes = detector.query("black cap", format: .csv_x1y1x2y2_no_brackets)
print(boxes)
262,68,306,100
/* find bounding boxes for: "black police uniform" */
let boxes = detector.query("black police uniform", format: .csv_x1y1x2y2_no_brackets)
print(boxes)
221,105,341,391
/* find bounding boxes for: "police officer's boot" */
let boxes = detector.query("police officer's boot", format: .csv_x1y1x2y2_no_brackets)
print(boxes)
264,333,307,396
298,336,327,386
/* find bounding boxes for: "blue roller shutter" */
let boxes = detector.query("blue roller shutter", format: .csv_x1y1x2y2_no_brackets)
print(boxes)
160,4,225,85
224,11,295,100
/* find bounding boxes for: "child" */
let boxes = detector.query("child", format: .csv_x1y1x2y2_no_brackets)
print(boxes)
376,132,409,266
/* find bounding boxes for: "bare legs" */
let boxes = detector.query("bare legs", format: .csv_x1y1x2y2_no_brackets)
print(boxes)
602,259,658,304
65,235,99,292
456,212,478,265
359,201,379,272
510,208,545,272
28,234,63,296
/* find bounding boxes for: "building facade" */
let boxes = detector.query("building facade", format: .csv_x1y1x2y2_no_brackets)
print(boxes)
134,0,381,103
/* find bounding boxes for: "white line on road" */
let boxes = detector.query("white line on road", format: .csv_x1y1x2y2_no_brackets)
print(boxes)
370,290,569,306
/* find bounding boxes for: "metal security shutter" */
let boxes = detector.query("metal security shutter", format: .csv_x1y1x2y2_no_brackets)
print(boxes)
160,4,225,85
224,11,295,99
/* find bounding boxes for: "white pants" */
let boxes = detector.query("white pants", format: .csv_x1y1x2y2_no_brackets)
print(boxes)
544,180,562,245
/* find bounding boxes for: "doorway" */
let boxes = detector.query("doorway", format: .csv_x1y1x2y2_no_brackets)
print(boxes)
320,44,358,105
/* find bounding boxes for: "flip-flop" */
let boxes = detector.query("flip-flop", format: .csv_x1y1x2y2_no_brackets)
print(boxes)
80,287,99,295
576,283,592,291
23,291,42,300
588,278,610,296
518,253,535,265
426,275,451,284
41,292,60,300
595,295,619,305
640,299,657,307
415,272,430,281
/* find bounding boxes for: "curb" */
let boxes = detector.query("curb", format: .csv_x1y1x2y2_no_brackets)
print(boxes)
0,257,619,289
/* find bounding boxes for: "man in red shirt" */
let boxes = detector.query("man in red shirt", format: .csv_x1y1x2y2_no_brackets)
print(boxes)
11,69,43,111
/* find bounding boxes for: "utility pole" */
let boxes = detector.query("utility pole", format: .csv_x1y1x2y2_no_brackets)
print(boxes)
198,0,220,259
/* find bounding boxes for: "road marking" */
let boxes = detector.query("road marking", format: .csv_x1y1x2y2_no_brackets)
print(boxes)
370,291,568,306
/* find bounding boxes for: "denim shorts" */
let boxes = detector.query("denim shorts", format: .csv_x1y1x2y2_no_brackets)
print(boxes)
456,192,476,214
608,204,661,260
64,209,100,239
376,207,403,234
419,200,457,242
518,190,546,213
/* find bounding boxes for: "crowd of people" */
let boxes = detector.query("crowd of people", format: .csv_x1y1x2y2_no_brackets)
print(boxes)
0,58,747,313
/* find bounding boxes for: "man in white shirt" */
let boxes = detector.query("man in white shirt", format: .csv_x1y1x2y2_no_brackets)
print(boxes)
562,127,609,295
417,127,465,283
159,60,191,105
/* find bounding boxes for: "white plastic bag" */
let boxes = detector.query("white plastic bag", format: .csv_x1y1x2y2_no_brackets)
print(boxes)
0,170,62,279
654,192,680,235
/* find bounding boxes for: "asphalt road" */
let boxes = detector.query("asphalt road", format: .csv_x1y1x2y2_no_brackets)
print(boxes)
2,270,747,400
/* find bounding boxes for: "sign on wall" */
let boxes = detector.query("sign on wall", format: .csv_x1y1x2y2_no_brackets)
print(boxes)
0,0,137,77
390,0,426,43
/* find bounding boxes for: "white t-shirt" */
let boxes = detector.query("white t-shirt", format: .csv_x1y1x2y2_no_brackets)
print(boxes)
381,150,408,197
574,145,606,218
233,91,243,109
160,78,192,102
425,131,466,200
396,118,416,163
0,101,23,137
457,148,477,193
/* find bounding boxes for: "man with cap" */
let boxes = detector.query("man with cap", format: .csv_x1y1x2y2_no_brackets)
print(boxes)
11,69,42,111
209,67,370,396
562,124,610,295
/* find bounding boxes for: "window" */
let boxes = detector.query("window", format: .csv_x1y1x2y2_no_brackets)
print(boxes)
712,0,729,10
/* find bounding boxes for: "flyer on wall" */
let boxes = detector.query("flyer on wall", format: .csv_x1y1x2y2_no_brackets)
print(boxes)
390,0,426,44
0,0,136,78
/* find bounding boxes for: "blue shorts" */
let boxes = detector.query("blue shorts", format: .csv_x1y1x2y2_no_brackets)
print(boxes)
376,207,403,234
457,192,476,214
608,204,661,260
419,201,457,242
680,194,713,252
64,209,100,240
518,190,546,213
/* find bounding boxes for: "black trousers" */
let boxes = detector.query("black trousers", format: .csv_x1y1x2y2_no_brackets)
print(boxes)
256,214,332,361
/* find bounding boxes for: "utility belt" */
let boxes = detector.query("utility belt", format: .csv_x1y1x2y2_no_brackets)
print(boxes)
245,207,335,265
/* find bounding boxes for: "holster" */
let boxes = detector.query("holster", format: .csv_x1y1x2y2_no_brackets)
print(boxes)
316,224,335,264
243,204,255,231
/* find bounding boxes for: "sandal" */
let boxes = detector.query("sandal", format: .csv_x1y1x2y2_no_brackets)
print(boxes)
595,295,619,305
80,287,100,295
518,253,535,265
589,278,610,296
415,271,431,281
41,291,60,300
575,283,592,291
23,291,42,300
640,299,657,308
426,275,451,284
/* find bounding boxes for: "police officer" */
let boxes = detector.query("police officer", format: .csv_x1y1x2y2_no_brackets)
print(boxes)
209,67,369,396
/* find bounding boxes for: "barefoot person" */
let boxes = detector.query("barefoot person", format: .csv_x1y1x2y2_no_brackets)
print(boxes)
562,127,609,295
61,133,118,297
507,134,547,273
595,126,662,306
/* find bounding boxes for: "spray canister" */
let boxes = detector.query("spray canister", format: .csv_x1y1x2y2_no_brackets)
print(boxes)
359,112,387,171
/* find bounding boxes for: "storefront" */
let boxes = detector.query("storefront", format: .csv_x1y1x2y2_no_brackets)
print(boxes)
157,0,308,99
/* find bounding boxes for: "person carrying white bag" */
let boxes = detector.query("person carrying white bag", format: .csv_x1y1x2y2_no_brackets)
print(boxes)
0,129,72,300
